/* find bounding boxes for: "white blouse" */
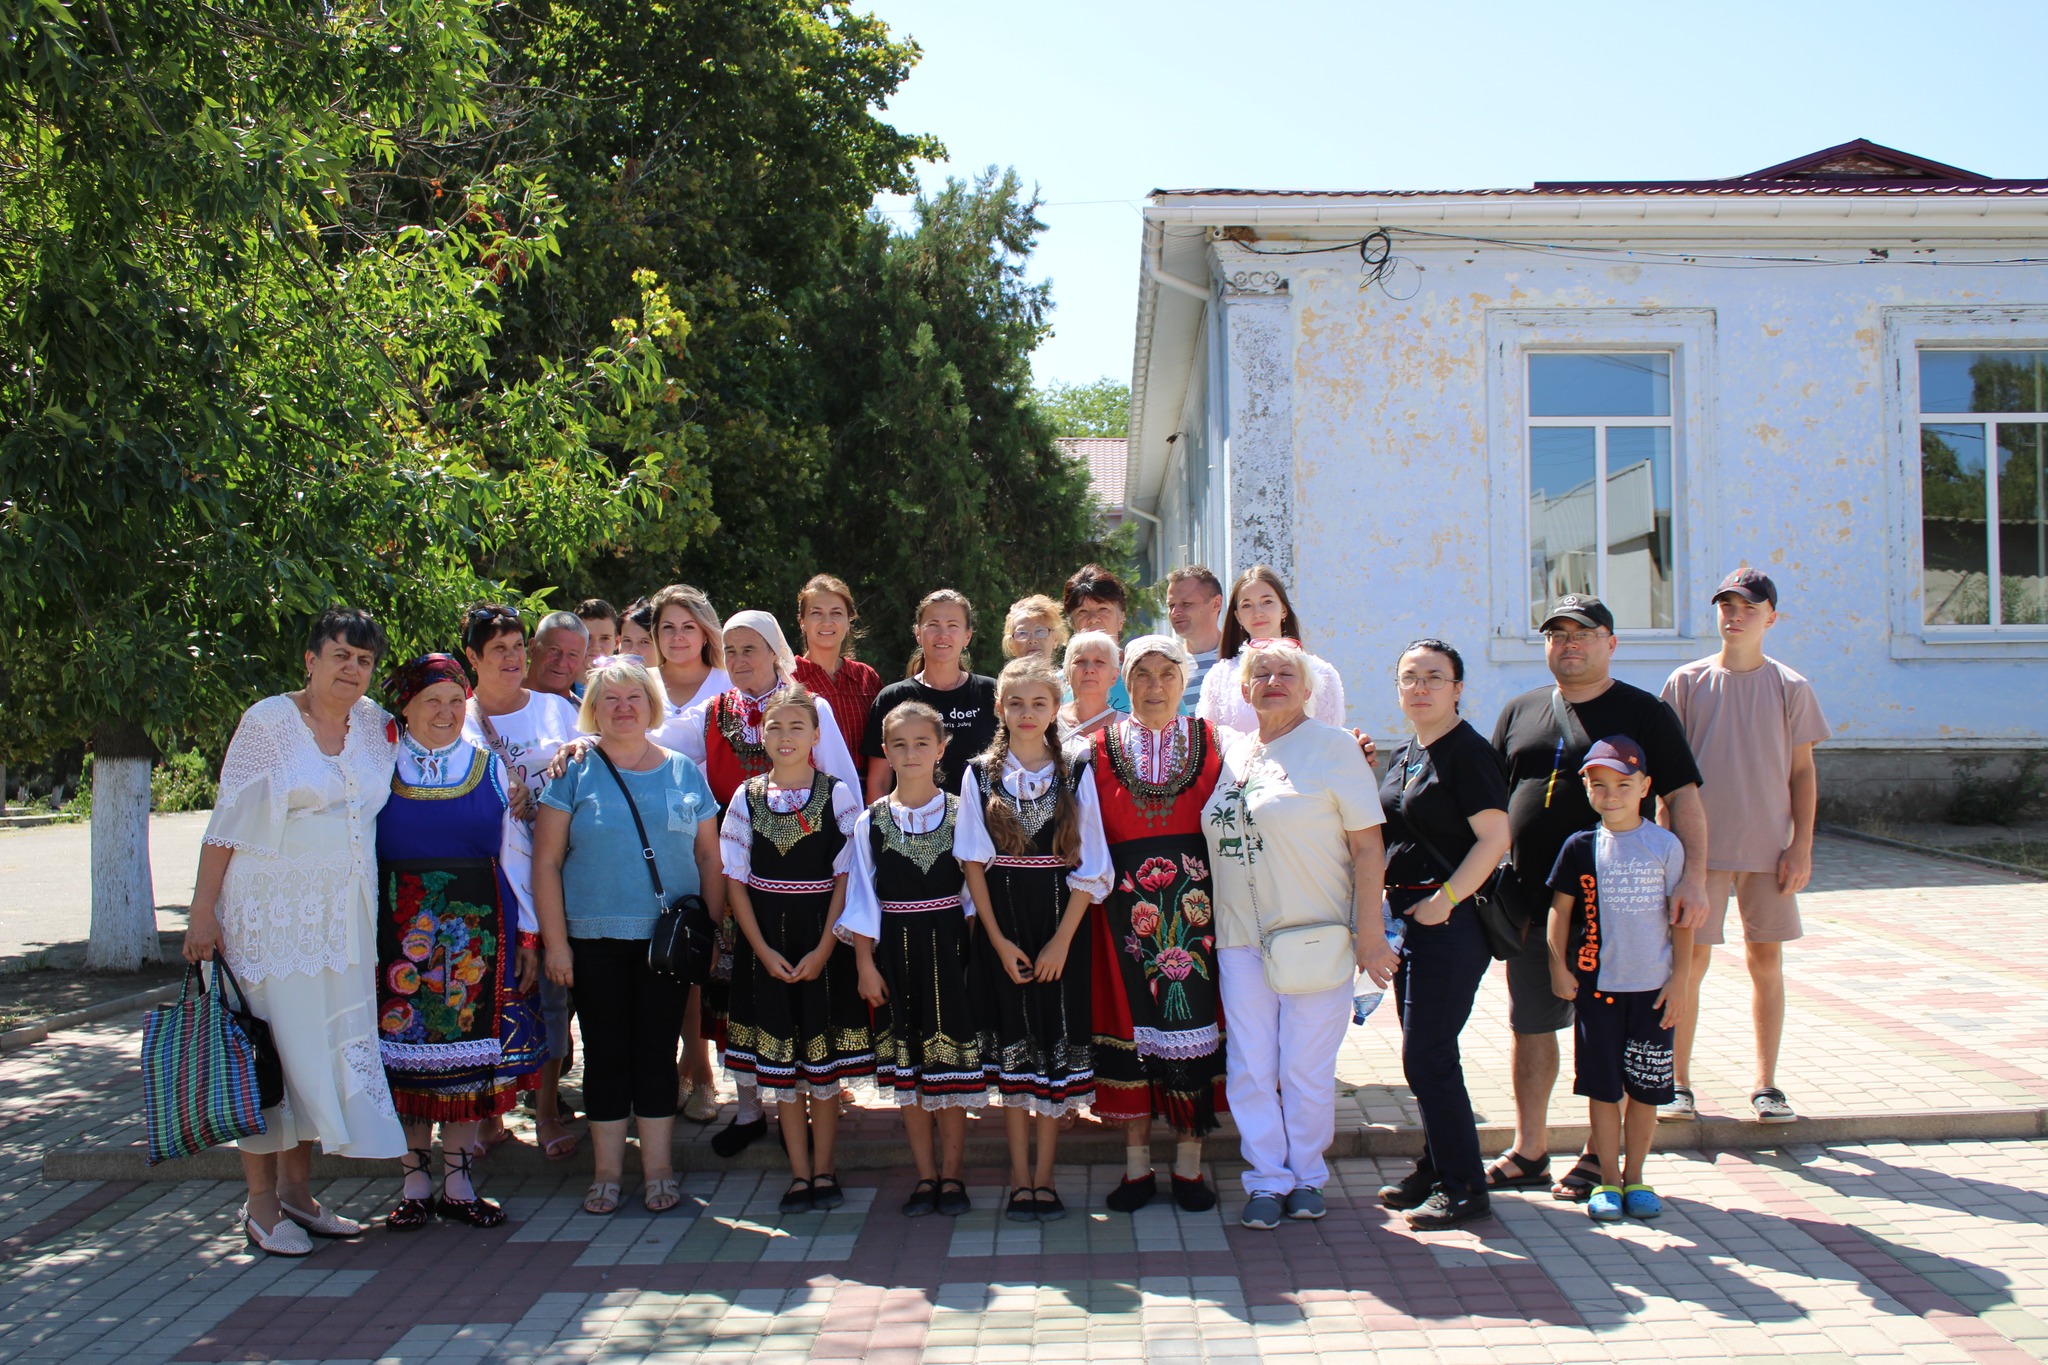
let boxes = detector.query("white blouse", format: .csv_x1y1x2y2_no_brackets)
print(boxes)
954,753,1114,903
667,684,863,796
717,777,863,882
1196,650,1347,733
202,694,396,983
648,668,731,752
393,733,538,934
836,792,975,942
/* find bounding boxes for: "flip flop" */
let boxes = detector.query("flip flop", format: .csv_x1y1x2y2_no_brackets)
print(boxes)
540,1120,580,1162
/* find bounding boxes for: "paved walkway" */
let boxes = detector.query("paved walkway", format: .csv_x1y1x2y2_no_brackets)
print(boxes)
2,835,2045,1363
0,812,206,958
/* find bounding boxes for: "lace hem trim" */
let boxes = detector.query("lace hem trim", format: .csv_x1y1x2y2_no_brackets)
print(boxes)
1133,1023,1222,1061
381,1038,505,1072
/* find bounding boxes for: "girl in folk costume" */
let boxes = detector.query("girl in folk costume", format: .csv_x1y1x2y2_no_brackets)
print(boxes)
957,657,1113,1222
1089,635,1229,1215
670,609,862,1154
840,703,984,1218
718,684,871,1215
375,655,549,1231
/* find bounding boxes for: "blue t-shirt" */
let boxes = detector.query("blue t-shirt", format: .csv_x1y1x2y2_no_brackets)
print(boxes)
541,749,715,940
1547,822,1684,994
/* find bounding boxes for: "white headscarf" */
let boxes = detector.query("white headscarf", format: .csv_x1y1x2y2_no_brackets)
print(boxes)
722,609,798,682
1120,633,1192,691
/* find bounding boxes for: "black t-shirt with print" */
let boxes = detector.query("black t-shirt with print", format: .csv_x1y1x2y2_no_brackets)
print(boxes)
862,674,1000,796
1490,679,1702,900
1378,719,1512,913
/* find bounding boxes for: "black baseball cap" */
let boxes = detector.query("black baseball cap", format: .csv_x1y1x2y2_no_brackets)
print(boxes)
1713,567,1778,608
1540,595,1615,632
1581,735,1649,777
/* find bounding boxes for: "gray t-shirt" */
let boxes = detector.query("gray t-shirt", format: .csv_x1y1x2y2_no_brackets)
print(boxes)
1548,822,1685,994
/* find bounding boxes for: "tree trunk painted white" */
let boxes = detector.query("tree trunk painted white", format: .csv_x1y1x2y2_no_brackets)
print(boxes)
87,755,159,970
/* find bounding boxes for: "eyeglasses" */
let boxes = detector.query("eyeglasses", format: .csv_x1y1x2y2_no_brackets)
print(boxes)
1542,628,1608,646
1396,672,1454,692
1011,626,1054,643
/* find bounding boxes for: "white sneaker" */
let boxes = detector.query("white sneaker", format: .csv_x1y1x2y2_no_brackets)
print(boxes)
1659,1086,1697,1122
241,1207,314,1257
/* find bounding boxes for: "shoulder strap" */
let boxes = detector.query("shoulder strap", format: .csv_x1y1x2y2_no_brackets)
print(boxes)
594,746,665,905
1550,686,1590,752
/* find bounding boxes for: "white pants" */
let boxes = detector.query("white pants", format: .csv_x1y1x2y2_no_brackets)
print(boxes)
1218,946,1352,1196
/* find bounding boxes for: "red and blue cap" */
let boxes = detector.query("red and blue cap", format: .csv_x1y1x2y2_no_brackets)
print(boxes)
1580,735,1648,777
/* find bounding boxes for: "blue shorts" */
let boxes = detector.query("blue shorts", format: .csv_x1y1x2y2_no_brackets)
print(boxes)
1572,986,1673,1106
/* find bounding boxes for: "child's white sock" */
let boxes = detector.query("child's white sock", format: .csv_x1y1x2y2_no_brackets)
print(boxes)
1124,1144,1151,1181
735,1077,762,1126
1173,1139,1203,1181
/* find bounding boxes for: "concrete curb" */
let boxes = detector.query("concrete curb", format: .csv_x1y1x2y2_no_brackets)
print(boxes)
1,983,183,1055
1819,822,2048,881
42,1105,2048,1183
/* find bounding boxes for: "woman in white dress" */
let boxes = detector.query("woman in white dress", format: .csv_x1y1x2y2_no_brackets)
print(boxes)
183,607,408,1257
1195,565,1347,733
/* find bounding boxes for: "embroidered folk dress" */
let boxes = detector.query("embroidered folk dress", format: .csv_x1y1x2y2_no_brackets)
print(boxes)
671,685,863,813
1087,715,1229,1137
957,752,1115,1117
717,773,873,1099
375,734,548,1123
200,694,405,1158
839,793,986,1109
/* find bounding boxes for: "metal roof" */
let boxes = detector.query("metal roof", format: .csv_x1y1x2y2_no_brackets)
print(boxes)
1058,437,1128,508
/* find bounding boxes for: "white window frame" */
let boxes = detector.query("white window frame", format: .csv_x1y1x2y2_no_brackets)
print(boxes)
1485,309,1717,662
1882,307,2048,657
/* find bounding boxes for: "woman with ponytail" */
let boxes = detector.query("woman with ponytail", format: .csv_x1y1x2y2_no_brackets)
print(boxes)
957,657,1113,1222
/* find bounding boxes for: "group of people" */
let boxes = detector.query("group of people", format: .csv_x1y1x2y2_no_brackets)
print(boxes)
180,557,1827,1252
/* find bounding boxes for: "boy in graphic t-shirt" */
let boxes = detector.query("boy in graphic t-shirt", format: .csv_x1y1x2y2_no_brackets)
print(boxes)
1547,737,1692,1223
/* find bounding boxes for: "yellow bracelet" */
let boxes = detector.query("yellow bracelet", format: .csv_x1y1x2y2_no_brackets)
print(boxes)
1443,885,1460,908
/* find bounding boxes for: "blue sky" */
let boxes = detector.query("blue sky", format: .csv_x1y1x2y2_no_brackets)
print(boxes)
855,0,2048,391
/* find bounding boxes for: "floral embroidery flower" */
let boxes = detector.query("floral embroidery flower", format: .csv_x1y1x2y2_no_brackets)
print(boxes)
1155,946,1196,981
1130,901,1161,937
1118,873,1136,895
1181,889,1212,927
1182,853,1209,882
1122,932,1144,960
1135,857,1177,893
387,961,421,995
379,1001,415,1035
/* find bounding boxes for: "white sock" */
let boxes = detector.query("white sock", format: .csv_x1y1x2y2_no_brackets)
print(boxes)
1125,1145,1152,1181
735,1077,762,1125
1174,1139,1203,1181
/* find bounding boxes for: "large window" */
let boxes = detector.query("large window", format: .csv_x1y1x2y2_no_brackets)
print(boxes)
1526,352,1676,631
1919,350,2048,627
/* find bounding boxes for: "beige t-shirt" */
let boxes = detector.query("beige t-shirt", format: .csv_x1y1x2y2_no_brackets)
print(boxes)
1661,656,1831,874
1202,720,1385,951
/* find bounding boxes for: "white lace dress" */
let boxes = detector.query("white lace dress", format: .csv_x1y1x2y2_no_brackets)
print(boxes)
201,693,405,1157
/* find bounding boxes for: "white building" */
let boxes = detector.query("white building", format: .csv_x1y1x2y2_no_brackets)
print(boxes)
1124,141,2048,816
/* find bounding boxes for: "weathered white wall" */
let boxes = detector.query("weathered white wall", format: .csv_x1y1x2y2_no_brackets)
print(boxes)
1193,239,2048,752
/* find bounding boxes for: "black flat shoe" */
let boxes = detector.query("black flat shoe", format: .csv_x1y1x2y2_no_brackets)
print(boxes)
779,1178,815,1215
1171,1174,1217,1212
1006,1186,1038,1223
902,1178,939,1218
434,1194,507,1228
1033,1186,1066,1221
1106,1172,1156,1213
809,1173,845,1211
386,1197,432,1232
711,1116,768,1158
935,1178,971,1217
1378,1166,1436,1210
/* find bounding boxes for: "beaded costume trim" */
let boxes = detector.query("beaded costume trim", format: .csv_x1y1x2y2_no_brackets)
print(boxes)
745,773,834,856
874,794,958,874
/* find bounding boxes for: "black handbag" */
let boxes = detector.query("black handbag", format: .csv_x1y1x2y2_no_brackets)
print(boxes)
210,953,285,1110
1394,739,1530,962
593,746,717,983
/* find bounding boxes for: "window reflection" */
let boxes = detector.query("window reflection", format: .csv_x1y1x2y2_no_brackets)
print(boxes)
1919,351,2048,415
1922,423,1989,625
1999,423,2047,625
1529,428,1596,626
1529,353,1671,417
1606,428,1675,629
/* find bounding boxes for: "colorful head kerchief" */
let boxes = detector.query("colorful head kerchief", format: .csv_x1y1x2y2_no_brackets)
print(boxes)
386,653,473,718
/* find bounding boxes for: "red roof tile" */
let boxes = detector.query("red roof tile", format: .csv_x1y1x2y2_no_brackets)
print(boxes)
1058,437,1127,508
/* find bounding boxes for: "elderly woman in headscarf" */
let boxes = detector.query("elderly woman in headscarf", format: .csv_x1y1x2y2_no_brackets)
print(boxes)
1083,634,1230,1216
375,655,547,1232
664,609,864,1154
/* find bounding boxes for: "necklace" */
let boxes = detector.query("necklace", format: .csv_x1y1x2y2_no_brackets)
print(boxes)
1105,718,1205,827
714,691,769,769
747,773,833,856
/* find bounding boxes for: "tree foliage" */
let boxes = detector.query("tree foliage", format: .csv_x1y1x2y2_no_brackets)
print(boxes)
1037,377,1131,439
0,0,693,763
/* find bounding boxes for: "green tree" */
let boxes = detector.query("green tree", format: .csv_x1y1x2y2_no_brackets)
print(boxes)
0,1,691,967
1036,377,1131,439
799,170,1102,676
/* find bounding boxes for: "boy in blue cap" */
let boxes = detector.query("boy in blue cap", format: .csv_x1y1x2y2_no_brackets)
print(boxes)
1546,736,1693,1221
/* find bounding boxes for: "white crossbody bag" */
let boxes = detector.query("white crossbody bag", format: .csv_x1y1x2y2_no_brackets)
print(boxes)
1236,754,1356,996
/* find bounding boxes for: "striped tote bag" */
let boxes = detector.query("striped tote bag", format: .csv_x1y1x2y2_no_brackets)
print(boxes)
141,962,268,1164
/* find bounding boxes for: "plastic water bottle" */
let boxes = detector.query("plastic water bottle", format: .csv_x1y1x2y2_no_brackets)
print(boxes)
1352,902,1408,1024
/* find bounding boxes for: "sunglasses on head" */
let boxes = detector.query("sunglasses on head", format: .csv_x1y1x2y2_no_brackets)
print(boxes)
1246,636,1302,651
